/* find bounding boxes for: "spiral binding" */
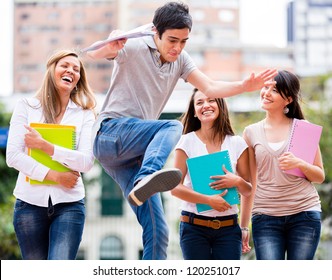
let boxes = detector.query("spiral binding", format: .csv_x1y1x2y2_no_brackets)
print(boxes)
224,150,233,173
287,118,299,151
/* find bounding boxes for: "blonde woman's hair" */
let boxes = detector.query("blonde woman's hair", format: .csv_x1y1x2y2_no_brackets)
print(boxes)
35,49,96,123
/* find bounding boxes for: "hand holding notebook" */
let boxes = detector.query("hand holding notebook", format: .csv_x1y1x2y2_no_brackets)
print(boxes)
27,123,76,185
187,150,240,213
283,119,322,177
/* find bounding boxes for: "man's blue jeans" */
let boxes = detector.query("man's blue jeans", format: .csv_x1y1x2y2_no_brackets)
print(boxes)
93,117,183,259
13,198,85,260
252,211,321,260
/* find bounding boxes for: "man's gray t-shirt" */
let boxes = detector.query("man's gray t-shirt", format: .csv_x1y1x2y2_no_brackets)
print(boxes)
92,35,197,141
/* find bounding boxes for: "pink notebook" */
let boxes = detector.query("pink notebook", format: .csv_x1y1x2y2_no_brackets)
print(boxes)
284,119,322,177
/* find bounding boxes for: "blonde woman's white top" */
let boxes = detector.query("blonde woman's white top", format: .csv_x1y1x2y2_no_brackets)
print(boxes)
6,97,95,207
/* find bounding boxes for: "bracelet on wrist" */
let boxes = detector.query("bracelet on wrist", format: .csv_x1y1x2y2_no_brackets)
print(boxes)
241,227,249,231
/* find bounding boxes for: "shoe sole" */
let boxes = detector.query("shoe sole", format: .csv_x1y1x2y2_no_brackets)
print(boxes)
128,169,182,206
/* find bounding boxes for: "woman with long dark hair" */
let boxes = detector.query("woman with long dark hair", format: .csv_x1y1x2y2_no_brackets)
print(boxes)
243,70,325,260
171,88,252,260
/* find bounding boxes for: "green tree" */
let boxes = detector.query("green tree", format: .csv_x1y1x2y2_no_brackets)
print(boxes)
0,102,20,259
302,74,332,223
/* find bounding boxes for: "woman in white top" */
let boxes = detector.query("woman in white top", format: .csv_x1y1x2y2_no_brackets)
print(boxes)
6,50,96,260
171,88,252,260
243,70,325,259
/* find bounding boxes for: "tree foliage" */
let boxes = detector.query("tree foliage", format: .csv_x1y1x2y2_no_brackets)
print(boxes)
0,102,20,259
301,74,332,223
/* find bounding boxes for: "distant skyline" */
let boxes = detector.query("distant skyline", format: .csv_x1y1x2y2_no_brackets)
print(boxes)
0,0,290,96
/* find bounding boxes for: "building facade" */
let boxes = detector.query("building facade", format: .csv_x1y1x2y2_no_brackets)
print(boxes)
289,0,332,76
14,0,118,94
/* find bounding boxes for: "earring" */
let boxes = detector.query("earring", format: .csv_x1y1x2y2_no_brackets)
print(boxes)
283,106,289,114
75,85,78,91
194,114,197,117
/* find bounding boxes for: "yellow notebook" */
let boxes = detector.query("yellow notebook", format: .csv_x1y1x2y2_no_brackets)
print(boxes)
27,123,76,185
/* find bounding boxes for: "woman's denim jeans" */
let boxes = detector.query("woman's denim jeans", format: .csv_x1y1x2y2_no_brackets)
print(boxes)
13,198,85,260
93,117,183,260
179,213,242,260
252,211,321,260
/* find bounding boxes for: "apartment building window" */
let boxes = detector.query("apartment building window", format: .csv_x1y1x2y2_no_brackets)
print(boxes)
20,13,30,20
73,37,84,46
101,169,123,216
159,113,182,121
100,236,124,260
73,11,85,20
19,75,30,86
218,10,235,23
50,38,59,45
104,12,113,19
47,12,59,20
21,38,30,46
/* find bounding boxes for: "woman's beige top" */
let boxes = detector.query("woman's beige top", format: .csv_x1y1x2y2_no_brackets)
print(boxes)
244,120,321,216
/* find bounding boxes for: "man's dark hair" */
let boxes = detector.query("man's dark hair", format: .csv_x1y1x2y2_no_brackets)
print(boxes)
153,2,192,38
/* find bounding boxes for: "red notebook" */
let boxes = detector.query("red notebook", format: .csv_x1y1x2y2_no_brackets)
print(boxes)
284,119,322,177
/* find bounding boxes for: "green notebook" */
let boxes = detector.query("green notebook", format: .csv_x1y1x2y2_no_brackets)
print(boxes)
186,150,240,213
28,123,76,185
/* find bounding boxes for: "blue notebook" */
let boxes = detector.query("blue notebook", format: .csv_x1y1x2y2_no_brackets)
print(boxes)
187,150,240,213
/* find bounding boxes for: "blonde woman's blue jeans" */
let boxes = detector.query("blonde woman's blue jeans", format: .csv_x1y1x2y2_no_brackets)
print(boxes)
13,198,85,260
